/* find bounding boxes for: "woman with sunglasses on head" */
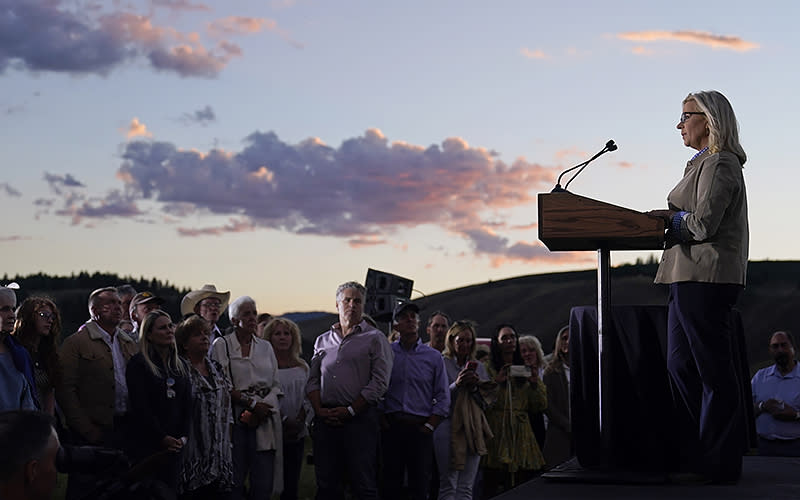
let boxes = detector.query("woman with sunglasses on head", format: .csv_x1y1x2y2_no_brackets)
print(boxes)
126,309,192,493
433,320,492,500
648,90,748,484
11,297,61,415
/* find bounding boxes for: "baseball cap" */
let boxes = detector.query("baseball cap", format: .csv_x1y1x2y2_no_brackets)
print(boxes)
129,291,165,316
392,300,420,323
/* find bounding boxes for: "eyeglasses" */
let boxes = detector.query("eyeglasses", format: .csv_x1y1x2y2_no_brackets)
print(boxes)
199,300,221,309
37,311,55,321
679,111,704,123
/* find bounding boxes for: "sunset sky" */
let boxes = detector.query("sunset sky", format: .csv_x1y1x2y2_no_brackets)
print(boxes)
1,0,797,314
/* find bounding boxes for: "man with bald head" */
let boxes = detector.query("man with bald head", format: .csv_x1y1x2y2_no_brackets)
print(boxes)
751,331,800,456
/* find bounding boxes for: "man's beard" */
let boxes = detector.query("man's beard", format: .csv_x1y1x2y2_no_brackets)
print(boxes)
775,352,791,365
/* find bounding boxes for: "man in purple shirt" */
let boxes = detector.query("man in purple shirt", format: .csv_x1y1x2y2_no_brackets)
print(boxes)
382,300,450,500
307,281,393,500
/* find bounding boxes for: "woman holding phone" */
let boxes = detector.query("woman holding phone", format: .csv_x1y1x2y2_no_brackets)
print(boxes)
482,324,546,498
433,320,491,500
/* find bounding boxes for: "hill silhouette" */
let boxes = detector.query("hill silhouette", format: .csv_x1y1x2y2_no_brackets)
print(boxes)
5,261,798,374
293,260,800,375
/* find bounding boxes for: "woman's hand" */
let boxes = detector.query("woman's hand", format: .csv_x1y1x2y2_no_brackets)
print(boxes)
646,210,675,229
456,366,479,388
160,435,184,453
283,416,303,439
494,365,509,384
252,401,274,420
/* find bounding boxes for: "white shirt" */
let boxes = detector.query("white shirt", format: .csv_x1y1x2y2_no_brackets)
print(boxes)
96,325,129,414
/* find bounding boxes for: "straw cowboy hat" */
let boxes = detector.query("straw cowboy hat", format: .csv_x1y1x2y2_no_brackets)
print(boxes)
180,284,231,316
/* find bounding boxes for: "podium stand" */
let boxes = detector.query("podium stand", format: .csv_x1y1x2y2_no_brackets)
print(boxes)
538,192,664,474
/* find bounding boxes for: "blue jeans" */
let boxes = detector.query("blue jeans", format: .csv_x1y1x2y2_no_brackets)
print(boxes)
312,407,380,500
667,282,744,481
433,418,480,500
230,424,275,499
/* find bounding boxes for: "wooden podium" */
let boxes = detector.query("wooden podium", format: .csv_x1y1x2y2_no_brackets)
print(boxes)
538,192,664,471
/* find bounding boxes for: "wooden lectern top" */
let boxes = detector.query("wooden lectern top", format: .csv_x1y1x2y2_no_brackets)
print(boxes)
538,192,665,251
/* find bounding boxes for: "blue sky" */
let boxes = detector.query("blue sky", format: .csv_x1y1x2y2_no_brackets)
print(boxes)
1,0,797,313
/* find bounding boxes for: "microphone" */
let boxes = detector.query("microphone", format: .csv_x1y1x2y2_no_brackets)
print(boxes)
551,139,618,192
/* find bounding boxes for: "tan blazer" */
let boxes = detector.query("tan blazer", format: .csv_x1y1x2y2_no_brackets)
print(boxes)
655,150,748,286
57,321,138,444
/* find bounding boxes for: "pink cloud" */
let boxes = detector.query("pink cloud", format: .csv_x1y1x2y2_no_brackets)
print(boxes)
618,30,759,52
177,218,255,237
0,235,33,242
348,237,388,248
510,222,537,231
0,0,247,78
520,48,547,59
124,118,152,139
38,127,580,264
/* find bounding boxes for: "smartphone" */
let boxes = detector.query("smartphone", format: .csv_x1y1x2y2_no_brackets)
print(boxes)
466,361,478,371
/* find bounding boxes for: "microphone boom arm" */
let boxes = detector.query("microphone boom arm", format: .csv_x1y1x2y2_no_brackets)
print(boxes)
552,140,617,193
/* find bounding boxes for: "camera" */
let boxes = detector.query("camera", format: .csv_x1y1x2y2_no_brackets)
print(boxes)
508,365,531,378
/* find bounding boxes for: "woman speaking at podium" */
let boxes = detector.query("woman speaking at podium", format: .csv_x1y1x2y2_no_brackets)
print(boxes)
648,90,748,484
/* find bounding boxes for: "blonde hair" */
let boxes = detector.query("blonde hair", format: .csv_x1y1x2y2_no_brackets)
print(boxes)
684,91,746,165
518,335,545,367
442,320,478,360
263,317,308,371
545,325,569,375
140,310,187,378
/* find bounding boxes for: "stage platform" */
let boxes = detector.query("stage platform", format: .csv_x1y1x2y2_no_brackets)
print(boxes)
494,456,800,499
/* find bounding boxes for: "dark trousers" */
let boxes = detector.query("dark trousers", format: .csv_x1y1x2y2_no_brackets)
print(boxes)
667,282,744,481
230,424,276,500
382,414,434,500
281,437,305,500
313,407,380,500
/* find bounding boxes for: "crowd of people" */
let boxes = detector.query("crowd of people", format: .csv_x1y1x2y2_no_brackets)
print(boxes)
0,281,575,500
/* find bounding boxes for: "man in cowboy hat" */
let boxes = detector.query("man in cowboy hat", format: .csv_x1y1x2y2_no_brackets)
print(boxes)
181,284,231,343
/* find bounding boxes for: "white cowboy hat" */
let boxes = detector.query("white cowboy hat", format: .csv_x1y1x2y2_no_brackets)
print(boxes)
180,284,231,316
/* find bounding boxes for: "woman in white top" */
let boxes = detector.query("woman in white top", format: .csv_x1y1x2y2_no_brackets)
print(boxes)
263,317,312,500
211,296,283,499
